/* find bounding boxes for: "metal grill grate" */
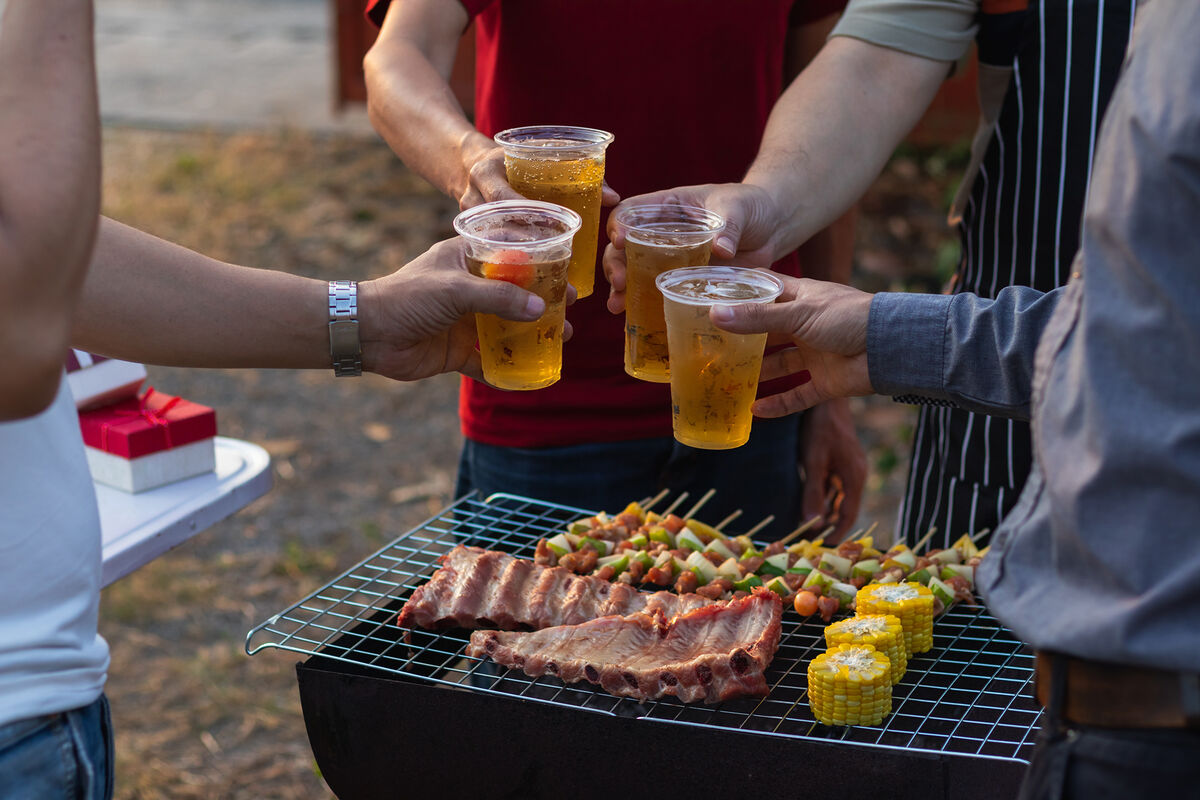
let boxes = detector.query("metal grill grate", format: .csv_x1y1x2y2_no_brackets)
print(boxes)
246,492,1042,764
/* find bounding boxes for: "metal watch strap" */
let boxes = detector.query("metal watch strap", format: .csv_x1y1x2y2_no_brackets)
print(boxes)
328,280,362,377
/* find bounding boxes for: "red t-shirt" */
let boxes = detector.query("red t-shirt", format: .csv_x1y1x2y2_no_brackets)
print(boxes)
367,0,845,447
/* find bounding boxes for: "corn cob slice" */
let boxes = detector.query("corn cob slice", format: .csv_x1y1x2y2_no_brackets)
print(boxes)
807,643,893,726
824,614,907,684
855,582,934,655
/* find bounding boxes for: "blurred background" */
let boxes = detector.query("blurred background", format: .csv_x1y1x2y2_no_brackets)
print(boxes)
2,1,971,796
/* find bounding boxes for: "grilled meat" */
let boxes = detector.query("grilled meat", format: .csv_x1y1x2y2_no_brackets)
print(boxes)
467,588,783,704
396,546,714,631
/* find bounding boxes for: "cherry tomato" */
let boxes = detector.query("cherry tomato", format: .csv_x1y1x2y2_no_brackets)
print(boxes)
794,590,819,617
480,248,534,286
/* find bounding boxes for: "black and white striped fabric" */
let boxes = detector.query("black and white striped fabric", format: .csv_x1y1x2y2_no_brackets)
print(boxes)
897,0,1137,549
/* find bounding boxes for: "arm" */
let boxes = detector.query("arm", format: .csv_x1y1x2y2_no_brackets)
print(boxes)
362,0,512,208
710,278,1061,420
0,0,100,419
72,218,548,382
784,10,868,540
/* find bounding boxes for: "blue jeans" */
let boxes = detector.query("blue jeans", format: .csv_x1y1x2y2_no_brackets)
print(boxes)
0,695,113,800
456,414,803,540
1018,724,1200,799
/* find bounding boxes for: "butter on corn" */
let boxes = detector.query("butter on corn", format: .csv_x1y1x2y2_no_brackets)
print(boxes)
807,643,892,726
824,614,907,684
856,582,934,655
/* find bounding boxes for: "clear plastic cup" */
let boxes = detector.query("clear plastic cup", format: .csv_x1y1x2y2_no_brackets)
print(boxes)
494,125,614,299
454,200,582,390
613,204,726,382
656,266,784,449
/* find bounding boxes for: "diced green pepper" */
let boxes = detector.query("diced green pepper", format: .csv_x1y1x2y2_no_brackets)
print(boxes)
732,574,763,592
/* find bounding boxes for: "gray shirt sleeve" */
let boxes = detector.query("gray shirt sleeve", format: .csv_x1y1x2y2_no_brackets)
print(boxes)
831,0,979,63
867,285,1062,419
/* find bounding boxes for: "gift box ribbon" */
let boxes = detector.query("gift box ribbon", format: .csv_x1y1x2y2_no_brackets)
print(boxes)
79,386,217,458
100,388,183,452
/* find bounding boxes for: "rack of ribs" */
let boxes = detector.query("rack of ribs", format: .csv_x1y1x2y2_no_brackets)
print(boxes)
396,545,715,631
466,587,783,704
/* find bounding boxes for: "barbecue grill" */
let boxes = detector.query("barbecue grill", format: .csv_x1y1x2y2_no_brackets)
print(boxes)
246,492,1042,799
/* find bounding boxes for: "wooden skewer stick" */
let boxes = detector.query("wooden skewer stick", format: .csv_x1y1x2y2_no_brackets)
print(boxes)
817,524,837,542
640,488,671,512
912,525,938,556
683,488,717,521
742,514,776,539
661,491,690,517
714,508,743,531
859,520,879,540
777,515,823,547
970,527,992,544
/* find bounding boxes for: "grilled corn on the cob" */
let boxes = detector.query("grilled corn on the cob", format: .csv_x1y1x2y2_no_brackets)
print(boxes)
807,643,893,726
856,582,934,655
824,614,907,684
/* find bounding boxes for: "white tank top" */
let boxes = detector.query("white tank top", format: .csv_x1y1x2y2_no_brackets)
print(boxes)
0,377,109,727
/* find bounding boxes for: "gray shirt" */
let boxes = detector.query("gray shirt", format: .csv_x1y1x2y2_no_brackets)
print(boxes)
866,0,1200,672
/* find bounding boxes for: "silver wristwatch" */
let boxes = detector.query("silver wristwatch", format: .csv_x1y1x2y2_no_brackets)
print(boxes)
328,280,362,377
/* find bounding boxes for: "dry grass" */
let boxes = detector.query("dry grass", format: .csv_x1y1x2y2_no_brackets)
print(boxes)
95,124,951,799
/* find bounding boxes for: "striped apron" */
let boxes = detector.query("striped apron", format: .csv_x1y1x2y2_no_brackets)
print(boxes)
897,0,1137,548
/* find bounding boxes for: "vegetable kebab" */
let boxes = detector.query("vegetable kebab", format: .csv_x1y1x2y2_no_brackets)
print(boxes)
533,495,989,622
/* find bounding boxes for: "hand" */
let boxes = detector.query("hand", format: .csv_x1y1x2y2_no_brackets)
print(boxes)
358,237,567,381
459,135,621,211
602,183,785,314
798,399,867,543
710,276,875,415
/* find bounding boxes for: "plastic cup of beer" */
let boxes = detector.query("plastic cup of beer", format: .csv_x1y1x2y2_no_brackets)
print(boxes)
493,125,614,299
656,266,784,449
453,200,582,391
613,204,725,383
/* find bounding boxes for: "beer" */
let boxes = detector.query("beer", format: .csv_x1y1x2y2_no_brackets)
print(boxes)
657,267,784,449
615,205,725,382
454,200,582,391
467,252,570,390
495,127,614,299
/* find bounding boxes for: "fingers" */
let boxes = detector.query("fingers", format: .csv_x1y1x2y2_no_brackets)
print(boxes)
759,346,811,384
601,242,627,314
463,152,522,208
751,383,824,418
458,351,485,383
600,182,621,207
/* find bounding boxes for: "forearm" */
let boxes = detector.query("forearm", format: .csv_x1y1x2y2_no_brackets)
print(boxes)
867,286,1063,419
73,219,330,370
0,0,100,417
745,36,948,259
363,0,485,202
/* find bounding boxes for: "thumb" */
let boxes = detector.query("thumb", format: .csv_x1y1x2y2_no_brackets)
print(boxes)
710,299,803,337
456,276,545,321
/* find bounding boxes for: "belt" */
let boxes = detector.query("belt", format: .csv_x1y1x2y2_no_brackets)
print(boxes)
1035,651,1200,729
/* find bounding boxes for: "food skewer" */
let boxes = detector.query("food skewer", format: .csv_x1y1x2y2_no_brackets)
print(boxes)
660,491,690,518
714,508,743,531
535,490,990,626
639,487,671,512
682,488,717,522
742,514,776,539
777,515,822,547
911,525,938,556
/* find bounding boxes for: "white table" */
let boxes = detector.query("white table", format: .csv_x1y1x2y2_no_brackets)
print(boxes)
97,436,273,586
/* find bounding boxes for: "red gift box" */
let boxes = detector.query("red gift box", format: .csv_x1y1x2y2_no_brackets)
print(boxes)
79,387,217,458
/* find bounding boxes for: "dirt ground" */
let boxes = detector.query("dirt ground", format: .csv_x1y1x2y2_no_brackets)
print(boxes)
96,126,960,799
